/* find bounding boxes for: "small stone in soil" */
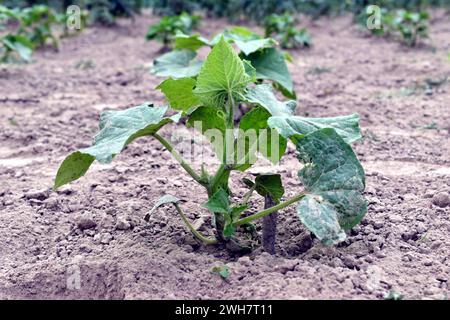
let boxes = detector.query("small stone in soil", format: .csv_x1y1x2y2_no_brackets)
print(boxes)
100,233,113,244
431,192,450,208
423,259,433,266
25,188,50,201
76,217,97,231
389,214,403,223
115,219,131,230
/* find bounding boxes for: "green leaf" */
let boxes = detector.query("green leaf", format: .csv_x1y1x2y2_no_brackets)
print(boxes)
174,33,210,51
210,26,257,46
152,49,203,79
243,60,256,82
244,84,296,116
211,265,230,279
53,152,95,190
245,48,295,99
194,37,251,107
295,128,367,245
224,204,248,236
145,194,180,221
202,188,230,214
236,106,287,170
254,174,285,202
54,104,180,189
235,38,277,56
156,77,200,113
202,188,247,237
211,27,277,56
187,106,228,161
2,35,34,62
268,113,362,144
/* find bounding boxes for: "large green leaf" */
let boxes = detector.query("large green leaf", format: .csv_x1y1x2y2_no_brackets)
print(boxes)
245,48,295,99
152,49,203,79
268,113,362,144
244,84,296,116
295,128,367,245
193,37,251,107
54,104,180,189
156,77,200,113
236,106,286,170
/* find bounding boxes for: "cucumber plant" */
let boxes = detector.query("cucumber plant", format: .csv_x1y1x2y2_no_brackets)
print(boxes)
0,4,61,62
264,13,311,49
54,37,367,253
146,12,201,50
391,10,429,46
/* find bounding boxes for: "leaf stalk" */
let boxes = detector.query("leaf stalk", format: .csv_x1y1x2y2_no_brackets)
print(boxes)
235,192,305,226
153,133,207,187
174,203,218,245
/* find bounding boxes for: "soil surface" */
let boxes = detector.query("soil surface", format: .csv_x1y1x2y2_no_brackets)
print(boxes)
0,11,449,300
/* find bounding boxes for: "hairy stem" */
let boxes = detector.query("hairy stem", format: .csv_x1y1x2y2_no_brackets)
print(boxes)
262,196,277,255
174,204,218,245
226,92,235,129
235,193,306,226
153,133,206,187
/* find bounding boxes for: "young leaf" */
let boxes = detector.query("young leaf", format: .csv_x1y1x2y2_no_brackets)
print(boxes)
268,113,362,144
211,27,277,56
295,128,367,245
144,194,180,221
202,188,246,237
235,106,287,170
174,33,210,51
152,49,203,79
187,106,228,161
211,265,230,279
194,37,251,107
235,38,278,56
224,204,248,236
244,84,296,116
254,174,285,203
202,188,230,214
156,77,200,113
54,104,180,189
245,48,295,99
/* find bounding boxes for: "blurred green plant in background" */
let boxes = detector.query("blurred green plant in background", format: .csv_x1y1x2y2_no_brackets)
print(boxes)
264,13,311,49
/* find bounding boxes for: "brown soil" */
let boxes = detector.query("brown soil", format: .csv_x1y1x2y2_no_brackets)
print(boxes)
0,11,449,300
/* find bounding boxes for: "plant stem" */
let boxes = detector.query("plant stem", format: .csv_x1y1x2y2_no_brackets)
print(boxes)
153,133,205,186
226,92,235,129
235,192,306,226
209,163,226,193
262,195,277,255
242,184,256,204
174,204,218,245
